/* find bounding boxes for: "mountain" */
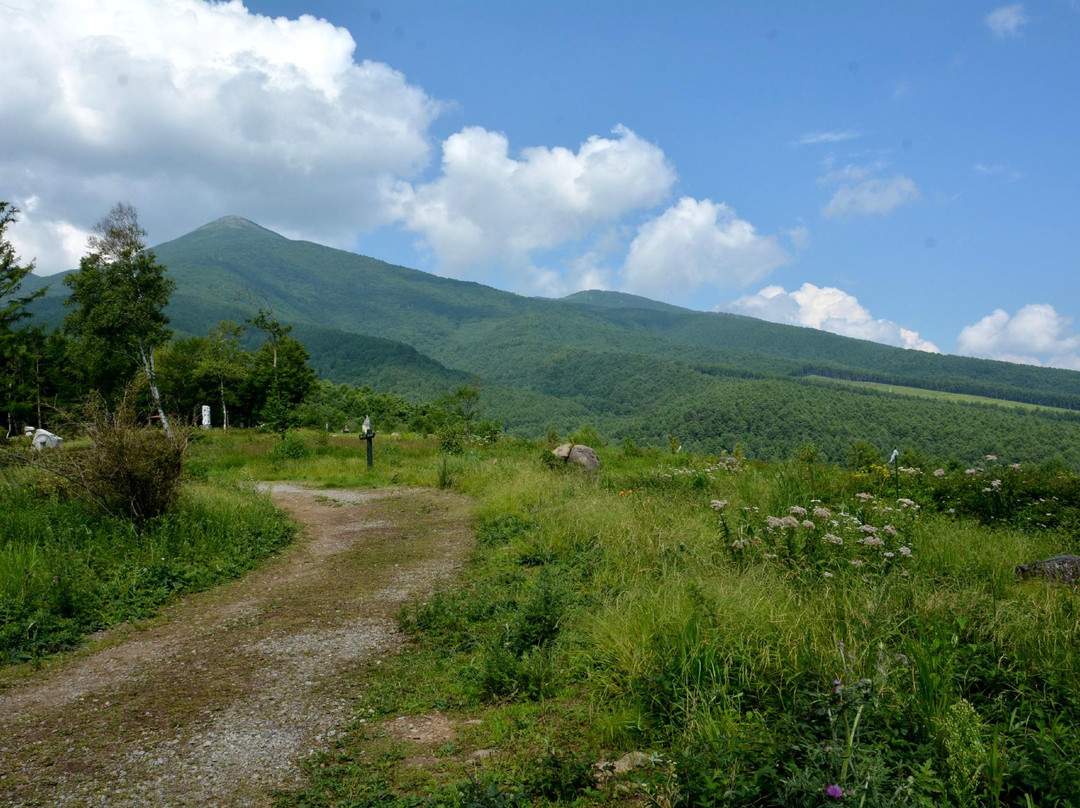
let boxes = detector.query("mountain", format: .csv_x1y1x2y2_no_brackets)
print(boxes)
25,216,1080,465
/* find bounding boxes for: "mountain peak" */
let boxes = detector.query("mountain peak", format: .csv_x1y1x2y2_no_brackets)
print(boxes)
195,215,281,237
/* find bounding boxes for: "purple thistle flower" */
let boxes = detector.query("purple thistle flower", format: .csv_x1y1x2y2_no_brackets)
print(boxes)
826,784,844,798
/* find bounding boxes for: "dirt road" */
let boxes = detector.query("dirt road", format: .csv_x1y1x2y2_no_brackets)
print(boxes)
0,484,472,807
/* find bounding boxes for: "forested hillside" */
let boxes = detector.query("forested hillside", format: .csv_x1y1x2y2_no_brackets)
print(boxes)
24,215,1080,467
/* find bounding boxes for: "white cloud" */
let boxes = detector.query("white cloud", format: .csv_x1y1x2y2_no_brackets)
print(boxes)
985,4,1029,38
390,124,676,279
794,130,861,146
6,202,90,275
957,304,1080,369
974,162,1024,181
786,225,811,251
0,0,440,272
620,198,790,299
725,283,940,352
822,175,919,218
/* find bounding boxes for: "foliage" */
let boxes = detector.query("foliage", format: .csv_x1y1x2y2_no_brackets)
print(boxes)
0,472,293,663
0,202,51,436
267,432,311,463
17,385,191,522
63,203,175,402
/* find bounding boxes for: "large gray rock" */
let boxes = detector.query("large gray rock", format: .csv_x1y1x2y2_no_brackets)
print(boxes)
1016,554,1080,585
552,443,600,470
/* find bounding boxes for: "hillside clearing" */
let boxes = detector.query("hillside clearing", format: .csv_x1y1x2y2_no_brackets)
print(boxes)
803,374,1077,414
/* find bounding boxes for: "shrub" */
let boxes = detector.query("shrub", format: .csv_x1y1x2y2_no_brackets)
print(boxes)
267,432,310,463
18,388,191,523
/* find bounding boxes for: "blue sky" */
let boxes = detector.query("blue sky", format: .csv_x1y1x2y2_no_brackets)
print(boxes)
3,1,1079,367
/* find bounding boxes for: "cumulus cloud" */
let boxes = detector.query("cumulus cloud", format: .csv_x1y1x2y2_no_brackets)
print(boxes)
957,304,1080,369
4,196,90,275
725,283,940,352
620,198,790,299
1,0,440,272
390,124,675,278
985,4,1029,38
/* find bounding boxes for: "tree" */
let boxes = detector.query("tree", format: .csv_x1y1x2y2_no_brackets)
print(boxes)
245,308,315,435
201,321,248,430
434,385,483,436
63,203,176,436
0,202,48,436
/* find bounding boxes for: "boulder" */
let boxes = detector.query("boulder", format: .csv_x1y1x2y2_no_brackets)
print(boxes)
552,443,600,470
30,428,63,450
1016,554,1080,585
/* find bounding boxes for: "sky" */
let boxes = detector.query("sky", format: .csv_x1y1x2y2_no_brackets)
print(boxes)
2,1,1079,368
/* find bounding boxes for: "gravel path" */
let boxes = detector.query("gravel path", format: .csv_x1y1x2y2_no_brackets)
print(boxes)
0,484,472,807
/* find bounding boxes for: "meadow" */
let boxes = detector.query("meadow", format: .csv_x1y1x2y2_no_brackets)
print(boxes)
4,430,1080,806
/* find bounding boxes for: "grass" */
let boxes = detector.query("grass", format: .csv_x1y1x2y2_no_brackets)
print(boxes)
7,428,1080,805
804,375,1075,414
0,465,294,665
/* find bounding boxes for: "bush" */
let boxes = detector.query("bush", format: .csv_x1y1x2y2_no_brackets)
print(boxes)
267,432,311,463
19,389,191,523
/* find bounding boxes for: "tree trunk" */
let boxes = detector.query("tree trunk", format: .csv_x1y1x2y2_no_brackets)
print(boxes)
220,379,228,430
139,343,172,438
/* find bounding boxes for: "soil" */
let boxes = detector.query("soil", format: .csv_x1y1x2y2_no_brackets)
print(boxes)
0,483,473,807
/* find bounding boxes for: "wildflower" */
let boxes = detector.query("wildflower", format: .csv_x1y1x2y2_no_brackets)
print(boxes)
965,468,977,475
732,539,748,550
801,520,815,529
986,454,998,462
991,479,1002,489
779,515,800,529
823,571,834,579
1009,463,1022,470
850,559,865,567
764,552,778,560
982,487,992,493
897,498,916,508
899,546,912,556
856,492,874,501
813,506,831,520
765,515,783,529
933,468,946,477
824,534,843,545
619,491,626,496
710,499,728,511
882,525,898,538
859,536,884,548
858,524,878,534
826,784,844,798
789,505,807,517
884,551,895,559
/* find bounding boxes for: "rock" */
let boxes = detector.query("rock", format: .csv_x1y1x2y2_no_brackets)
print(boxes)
30,428,63,450
552,443,600,470
1016,554,1080,585
468,749,498,763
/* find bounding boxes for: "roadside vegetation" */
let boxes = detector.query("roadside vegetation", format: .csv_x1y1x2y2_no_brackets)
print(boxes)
179,430,1080,807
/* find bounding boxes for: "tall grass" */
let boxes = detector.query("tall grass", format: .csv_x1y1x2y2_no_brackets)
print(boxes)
384,440,1080,804
0,468,293,663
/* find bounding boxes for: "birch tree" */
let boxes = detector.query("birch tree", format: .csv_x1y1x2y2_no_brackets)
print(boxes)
63,203,176,436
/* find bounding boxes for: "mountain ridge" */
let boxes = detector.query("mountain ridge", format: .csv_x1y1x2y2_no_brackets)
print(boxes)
23,215,1080,464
